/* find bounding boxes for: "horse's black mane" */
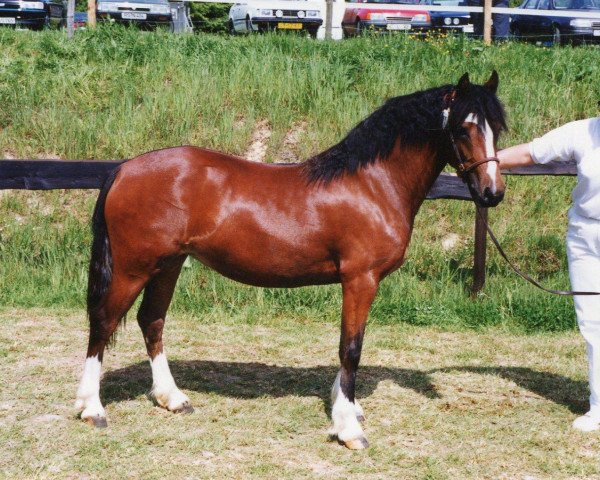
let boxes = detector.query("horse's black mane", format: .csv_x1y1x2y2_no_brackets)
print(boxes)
303,83,506,183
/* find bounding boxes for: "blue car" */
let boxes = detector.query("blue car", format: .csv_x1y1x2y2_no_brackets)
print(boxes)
0,0,65,30
510,0,600,45
419,0,474,34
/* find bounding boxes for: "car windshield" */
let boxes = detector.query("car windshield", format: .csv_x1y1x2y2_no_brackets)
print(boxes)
554,0,600,9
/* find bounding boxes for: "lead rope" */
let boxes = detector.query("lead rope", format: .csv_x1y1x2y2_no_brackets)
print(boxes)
477,208,600,296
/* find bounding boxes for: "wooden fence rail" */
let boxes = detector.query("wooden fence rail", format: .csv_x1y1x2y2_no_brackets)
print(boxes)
0,160,576,295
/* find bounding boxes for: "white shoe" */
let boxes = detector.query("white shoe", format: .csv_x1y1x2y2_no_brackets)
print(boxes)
572,412,600,432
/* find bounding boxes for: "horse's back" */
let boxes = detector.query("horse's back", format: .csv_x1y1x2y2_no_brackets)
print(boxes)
103,146,342,286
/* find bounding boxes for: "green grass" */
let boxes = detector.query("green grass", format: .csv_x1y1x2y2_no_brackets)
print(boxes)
0,308,598,479
1,27,600,332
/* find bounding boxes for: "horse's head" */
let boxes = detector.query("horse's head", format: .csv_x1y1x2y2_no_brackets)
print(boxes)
445,71,507,208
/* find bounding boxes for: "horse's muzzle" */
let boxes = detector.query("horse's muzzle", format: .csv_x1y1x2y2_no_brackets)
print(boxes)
476,186,505,208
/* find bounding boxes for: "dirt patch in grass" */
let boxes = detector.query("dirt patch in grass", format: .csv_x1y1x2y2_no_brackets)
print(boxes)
279,121,307,164
244,120,272,163
1,308,599,479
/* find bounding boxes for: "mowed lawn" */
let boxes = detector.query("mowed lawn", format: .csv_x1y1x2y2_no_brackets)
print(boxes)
1,308,599,479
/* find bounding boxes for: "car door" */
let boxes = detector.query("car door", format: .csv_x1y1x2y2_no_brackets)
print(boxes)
515,0,539,36
532,0,553,36
230,3,241,32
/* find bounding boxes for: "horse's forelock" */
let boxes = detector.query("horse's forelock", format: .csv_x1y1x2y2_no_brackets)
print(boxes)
451,85,507,137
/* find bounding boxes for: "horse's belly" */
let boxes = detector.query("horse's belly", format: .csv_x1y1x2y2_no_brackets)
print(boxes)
188,247,340,288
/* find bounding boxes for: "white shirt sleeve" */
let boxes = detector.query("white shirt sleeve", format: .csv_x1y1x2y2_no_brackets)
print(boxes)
529,120,582,165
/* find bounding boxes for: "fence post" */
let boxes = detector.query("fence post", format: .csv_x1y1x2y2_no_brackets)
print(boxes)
325,0,333,40
472,206,488,296
66,0,75,38
483,0,492,44
88,0,96,28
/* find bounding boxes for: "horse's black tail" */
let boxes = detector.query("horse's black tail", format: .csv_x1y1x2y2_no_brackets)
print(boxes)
87,166,121,321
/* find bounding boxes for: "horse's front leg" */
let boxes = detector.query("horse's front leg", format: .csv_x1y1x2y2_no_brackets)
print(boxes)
329,272,378,450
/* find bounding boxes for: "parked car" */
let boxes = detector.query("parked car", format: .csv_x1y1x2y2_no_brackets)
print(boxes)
510,0,600,45
96,0,172,29
419,0,474,34
342,0,430,36
229,0,324,37
0,0,65,30
73,11,87,29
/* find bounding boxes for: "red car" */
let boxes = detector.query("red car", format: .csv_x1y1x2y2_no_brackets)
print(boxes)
342,0,430,36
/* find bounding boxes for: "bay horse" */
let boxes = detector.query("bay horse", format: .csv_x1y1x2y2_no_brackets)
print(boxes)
75,72,507,449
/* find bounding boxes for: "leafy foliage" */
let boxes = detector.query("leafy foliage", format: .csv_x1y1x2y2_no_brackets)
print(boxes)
189,2,231,33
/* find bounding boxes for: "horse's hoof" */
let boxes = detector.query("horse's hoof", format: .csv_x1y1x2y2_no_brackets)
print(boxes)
356,414,366,423
84,415,108,429
343,436,369,450
172,402,194,415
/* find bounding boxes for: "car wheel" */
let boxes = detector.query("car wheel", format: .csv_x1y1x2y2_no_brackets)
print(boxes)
228,19,235,35
35,15,50,30
511,26,521,41
60,8,67,29
356,19,364,35
246,16,253,33
552,25,562,46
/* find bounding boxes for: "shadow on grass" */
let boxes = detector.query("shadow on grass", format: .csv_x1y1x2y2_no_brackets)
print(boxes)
101,361,588,415
102,361,439,415
439,366,588,414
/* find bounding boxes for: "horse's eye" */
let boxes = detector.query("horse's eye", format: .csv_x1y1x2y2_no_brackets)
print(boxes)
455,128,470,139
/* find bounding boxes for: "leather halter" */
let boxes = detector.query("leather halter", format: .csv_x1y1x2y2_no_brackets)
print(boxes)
442,107,499,182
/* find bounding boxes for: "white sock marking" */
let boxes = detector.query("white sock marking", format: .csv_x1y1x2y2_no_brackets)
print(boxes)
329,370,365,441
75,355,106,419
150,352,189,411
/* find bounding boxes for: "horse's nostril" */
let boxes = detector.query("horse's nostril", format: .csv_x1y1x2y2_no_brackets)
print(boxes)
481,187,504,207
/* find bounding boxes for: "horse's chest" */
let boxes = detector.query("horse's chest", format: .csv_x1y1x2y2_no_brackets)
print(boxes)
339,221,411,276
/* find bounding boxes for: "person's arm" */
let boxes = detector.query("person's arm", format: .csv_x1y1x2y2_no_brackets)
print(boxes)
497,143,535,170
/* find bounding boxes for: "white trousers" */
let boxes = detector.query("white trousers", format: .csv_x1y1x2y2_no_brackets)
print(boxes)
567,211,600,414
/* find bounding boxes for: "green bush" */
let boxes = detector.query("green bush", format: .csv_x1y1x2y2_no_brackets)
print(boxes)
189,3,231,33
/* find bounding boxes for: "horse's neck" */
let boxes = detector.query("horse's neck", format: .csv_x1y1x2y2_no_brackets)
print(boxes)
382,141,447,219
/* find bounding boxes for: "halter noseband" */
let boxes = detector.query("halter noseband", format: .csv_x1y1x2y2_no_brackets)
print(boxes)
442,106,499,182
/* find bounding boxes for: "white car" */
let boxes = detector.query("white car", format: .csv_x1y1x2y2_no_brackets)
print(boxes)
229,0,324,37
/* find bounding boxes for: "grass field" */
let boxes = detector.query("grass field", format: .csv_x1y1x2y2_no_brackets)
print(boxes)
2,27,600,478
2,27,599,331
1,308,599,479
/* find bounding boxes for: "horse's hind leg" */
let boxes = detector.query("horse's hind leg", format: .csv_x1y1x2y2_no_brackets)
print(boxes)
137,256,192,414
75,272,147,427
329,272,378,450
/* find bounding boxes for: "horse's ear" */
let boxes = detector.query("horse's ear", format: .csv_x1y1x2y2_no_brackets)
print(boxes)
456,73,470,94
484,70,499,94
